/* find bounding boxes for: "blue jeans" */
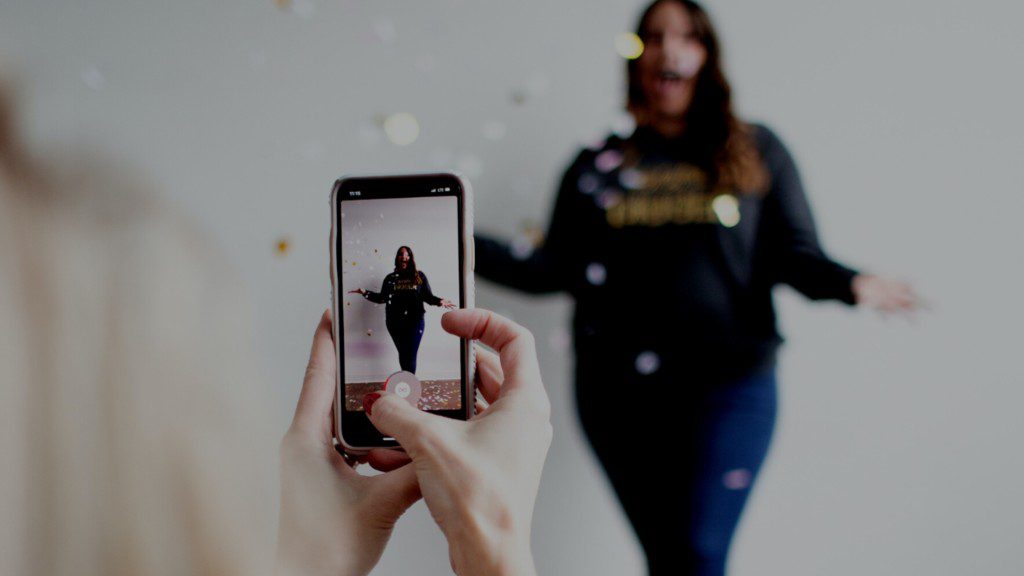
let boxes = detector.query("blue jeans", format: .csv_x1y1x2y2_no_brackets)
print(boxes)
386,314,425,374
576,357,778,576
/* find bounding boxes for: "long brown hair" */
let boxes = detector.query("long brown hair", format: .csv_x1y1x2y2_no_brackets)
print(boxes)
627,0,769,194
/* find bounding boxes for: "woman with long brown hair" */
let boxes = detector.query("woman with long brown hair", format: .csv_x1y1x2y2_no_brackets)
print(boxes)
474,1,918,574
349,245,456,374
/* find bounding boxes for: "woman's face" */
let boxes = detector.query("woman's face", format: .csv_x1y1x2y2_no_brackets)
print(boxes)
397,248,411,269
637,1,707,121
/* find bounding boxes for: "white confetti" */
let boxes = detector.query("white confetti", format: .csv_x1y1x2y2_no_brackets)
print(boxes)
619,168,645,190
611,111,637,139
634,351,661,375
509,234,536,260
80,65,105,91
374,17,397,45
585,262,607,286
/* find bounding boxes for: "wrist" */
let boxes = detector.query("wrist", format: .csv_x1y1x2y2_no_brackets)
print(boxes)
447,513,535,576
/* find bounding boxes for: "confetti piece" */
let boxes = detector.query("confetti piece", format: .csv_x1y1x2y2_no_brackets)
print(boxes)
274,0,291,9
510,89,528,106
586,262,607,286
618,168,645,190
634,351,660,375
275,237,291,256
482,120,507,141
723,469,752,490
711,194,740,227
615,32,645,60
80,65,105,91
597,189,623,209
374,17,397,45
366,329,373,336
578,172,601,194
611,112,637,139
594,150,624,173
383,112,420,146
510,233,536,260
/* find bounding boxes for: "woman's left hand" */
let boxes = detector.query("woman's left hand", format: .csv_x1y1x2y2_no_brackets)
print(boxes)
852,274,921,314
276,310,421,576
439,298,456,310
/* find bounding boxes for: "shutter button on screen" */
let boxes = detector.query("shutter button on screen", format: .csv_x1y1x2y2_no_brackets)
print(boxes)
384,371,422,408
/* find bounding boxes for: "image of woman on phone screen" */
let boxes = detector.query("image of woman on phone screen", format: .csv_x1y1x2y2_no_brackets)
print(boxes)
350,245,456,374
473,0,920,574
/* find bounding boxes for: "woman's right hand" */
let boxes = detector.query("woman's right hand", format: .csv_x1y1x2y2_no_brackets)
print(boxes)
363,309,552,576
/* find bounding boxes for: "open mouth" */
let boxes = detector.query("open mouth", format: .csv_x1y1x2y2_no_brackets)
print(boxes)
653,69,685,93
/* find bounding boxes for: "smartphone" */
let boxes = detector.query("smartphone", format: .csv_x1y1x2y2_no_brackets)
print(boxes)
330,172,475,453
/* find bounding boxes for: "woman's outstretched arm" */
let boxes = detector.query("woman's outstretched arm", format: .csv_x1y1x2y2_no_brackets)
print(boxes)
474,152,587,295
757,125,860,303
757,125,919,312
361,276,391,304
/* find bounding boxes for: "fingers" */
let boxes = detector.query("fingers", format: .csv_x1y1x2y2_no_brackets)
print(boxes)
364,392,450,459
441,309,542,397
474,347,503,404
290,309,337,443
366,448,412,472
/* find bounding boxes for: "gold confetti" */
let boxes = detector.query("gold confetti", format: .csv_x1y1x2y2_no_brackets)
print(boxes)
365,329,373,337
383,112,420,146
615,32,645,60
275,236,291,256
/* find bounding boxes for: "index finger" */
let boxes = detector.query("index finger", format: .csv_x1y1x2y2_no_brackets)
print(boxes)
441,308,542,397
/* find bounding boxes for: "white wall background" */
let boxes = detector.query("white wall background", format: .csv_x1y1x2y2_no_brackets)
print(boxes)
2,0,1022,574
340,196,460,380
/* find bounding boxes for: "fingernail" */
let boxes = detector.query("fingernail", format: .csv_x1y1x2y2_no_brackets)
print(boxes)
363,392,382,416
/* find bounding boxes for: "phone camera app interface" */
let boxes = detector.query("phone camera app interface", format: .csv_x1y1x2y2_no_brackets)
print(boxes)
340,195,462,413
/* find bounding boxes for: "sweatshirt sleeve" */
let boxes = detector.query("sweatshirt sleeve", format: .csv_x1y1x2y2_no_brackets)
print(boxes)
363,276,390,304
417,272,442,306
756,125,859,304
474,151,587,294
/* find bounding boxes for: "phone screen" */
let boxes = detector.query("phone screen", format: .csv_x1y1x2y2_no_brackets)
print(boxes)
335,174,468,447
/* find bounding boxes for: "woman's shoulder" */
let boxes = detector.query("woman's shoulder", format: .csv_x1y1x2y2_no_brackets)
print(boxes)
745,121,793,162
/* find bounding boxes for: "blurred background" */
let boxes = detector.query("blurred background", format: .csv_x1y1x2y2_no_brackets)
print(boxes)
2,0,1022,573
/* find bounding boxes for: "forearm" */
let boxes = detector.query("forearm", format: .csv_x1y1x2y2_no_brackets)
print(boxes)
474,235,564,295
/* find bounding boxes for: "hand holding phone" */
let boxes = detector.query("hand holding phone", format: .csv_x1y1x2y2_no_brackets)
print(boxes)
363,309,553,576
276,310,420,576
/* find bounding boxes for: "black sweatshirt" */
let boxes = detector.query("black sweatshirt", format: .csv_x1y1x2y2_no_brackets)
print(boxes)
474,123,859,382
363,270,443,321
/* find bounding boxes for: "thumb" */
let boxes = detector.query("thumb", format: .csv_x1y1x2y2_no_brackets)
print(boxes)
364,392,445,457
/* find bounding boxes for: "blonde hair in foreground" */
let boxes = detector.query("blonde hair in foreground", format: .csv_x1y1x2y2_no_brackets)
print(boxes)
0,80,278,576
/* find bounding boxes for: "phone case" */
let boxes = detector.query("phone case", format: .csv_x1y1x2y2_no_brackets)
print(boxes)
329,172,476,455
